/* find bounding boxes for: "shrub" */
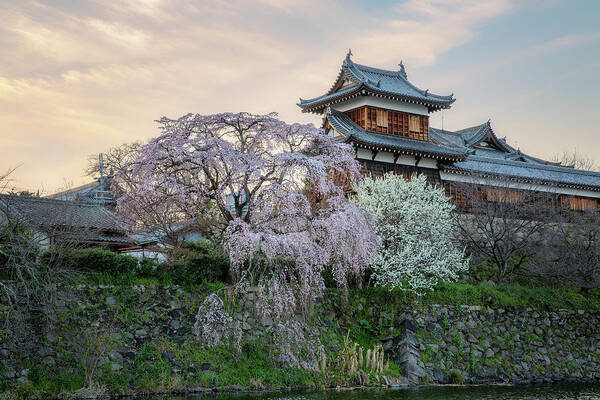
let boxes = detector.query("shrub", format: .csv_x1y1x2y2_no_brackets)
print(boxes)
449,369,465,384
45,248,138,275
158,240,229,285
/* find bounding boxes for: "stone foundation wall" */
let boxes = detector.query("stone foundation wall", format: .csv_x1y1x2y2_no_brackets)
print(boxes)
389,305,600,385
0,285,271,384
2,286,600,387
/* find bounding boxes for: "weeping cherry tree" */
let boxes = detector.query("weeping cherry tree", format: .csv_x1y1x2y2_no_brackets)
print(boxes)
116,112,379,367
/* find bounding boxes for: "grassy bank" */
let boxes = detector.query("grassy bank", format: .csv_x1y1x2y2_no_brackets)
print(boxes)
349,282,600,312
1,340,317,400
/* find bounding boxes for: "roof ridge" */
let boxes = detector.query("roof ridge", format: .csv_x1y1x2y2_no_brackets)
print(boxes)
0,193,111,208
352,61,454,101
429,127,463,137
45,180,101,199
351,62,400,77
453,121,489,135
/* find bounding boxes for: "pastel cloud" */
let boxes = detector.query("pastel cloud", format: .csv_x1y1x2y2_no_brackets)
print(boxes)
359,0,513,66
1,0,516,192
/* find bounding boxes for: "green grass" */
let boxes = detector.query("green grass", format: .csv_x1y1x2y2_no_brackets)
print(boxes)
2,339,319,399
342,282,600,312
1,370,85,400
82,271,166,286
134,343,174,390
173,340,318,389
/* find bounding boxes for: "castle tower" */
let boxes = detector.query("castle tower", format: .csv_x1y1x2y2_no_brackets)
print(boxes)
298,51,600,211
298,51,466,183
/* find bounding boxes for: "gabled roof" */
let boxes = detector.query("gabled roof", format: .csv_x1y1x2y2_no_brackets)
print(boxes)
430,122,600,191
299,51,455,114
46,176,114,205
327,110,467,161
0,194,131,246
430,121,514,153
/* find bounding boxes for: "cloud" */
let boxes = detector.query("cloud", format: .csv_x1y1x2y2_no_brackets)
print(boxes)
0,0,515,192
356,0,513,66
86,18,149,47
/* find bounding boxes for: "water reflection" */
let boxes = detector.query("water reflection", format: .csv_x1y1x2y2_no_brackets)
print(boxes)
147,384,600,400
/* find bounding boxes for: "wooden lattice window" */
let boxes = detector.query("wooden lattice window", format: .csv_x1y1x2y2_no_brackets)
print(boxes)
486,188,524,203
444,182,469,210
345,106,429,141
409,115,421,132
346,108,366,130
376,109,388,129
366,108,377,132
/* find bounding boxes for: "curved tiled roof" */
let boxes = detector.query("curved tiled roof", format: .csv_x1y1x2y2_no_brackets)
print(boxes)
299,53,455,113
445,156,600,190
430,123,600,191
0,194,124,232
430,121,512,152
327,111,467,161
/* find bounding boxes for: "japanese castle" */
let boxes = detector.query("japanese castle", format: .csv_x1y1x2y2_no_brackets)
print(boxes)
299,51,600,211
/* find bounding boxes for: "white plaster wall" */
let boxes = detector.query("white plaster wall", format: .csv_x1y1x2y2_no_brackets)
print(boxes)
356,148,374,161
332,96,429,116
356,148,439,169
440,171,600,199
416,158,438,169
373,152,395,163
396,154,417,166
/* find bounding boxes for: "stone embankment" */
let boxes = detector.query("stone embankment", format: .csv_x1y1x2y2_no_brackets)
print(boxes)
385,306,600,385
2,285,600,388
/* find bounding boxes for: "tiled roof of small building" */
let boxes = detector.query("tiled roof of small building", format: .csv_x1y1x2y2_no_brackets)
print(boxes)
46,176,114,205
327,110,467,161
0,194,129,238
430,123,600,191
299,52,455,113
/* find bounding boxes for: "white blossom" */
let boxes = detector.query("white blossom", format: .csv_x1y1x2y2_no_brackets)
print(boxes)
354,173,469,291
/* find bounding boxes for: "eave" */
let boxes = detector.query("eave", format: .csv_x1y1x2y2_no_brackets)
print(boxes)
347,138,466,162
299,85,454,114
442,166,600,193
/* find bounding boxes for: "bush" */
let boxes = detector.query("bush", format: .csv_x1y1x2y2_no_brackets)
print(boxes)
45,248,138,275
45,241,230,286
157,240,229,285
449,369,465,384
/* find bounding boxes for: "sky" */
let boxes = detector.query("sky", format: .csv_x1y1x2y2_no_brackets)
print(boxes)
1,0,599,193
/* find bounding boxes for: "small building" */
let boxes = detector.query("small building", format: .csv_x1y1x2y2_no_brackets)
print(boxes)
0,194,131,250
46,175,115,208
299,52,600,211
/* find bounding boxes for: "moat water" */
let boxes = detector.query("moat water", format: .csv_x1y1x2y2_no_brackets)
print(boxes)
150,384,600,400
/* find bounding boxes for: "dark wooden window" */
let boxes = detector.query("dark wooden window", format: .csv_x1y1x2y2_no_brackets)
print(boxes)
346,108,366,130
444,182,600,213
560,195,599,211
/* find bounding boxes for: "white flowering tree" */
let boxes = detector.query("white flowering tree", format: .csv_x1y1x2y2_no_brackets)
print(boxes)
354,173,468,291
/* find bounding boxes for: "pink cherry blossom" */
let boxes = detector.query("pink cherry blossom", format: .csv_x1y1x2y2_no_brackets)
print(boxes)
116,112,380,365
